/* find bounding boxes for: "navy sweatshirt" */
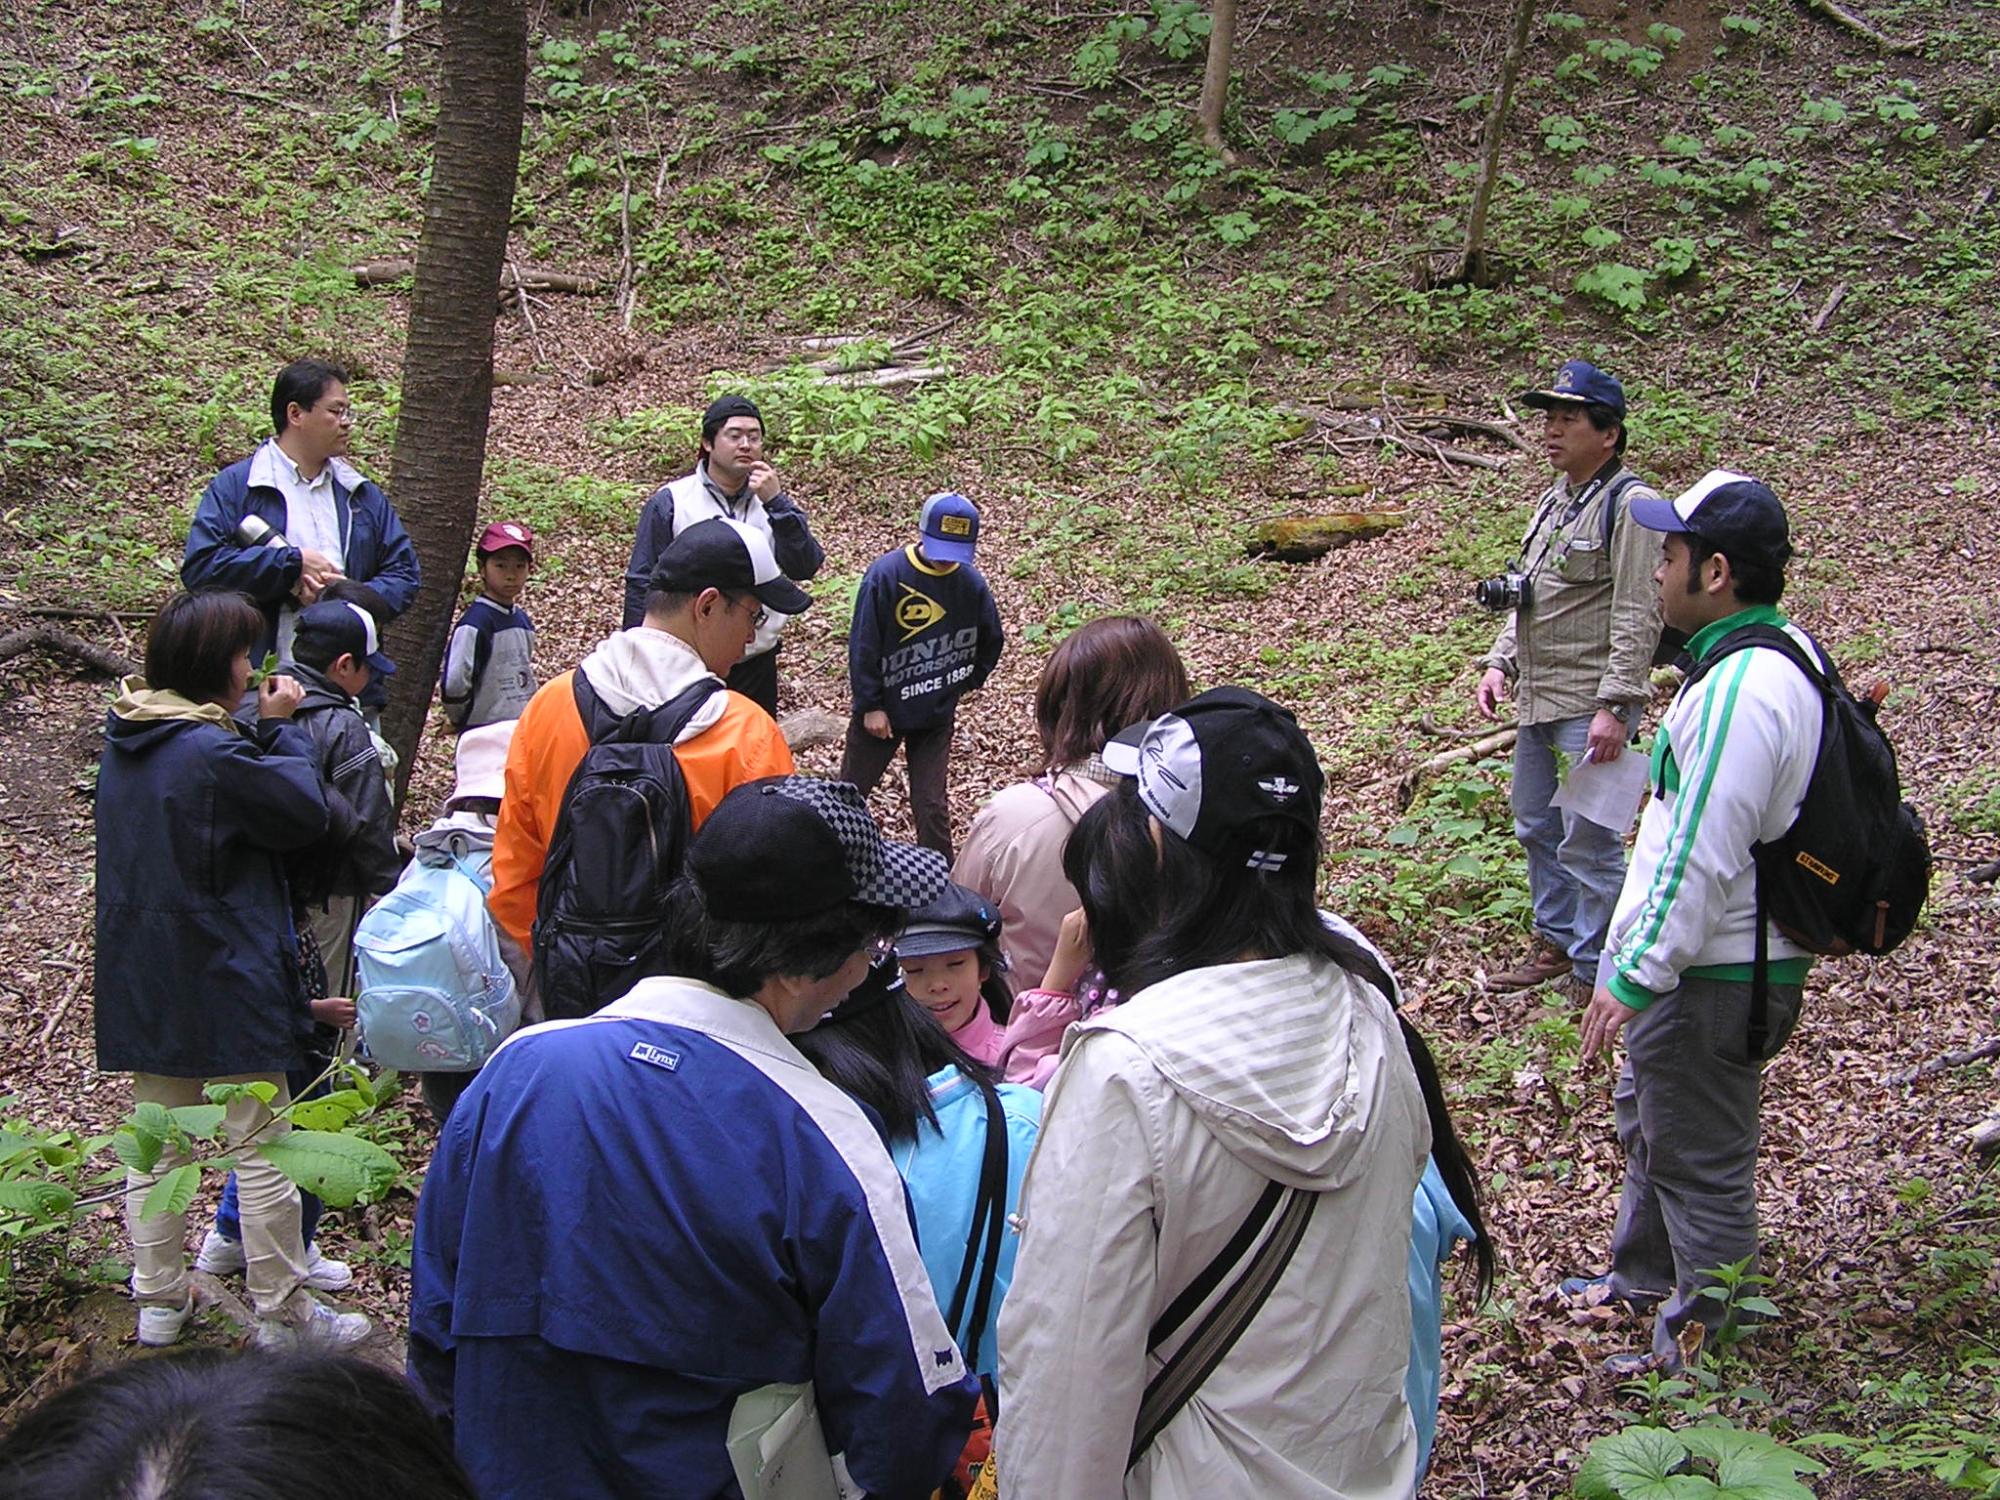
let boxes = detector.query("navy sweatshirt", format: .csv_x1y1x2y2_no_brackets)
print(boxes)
849,545,1004,731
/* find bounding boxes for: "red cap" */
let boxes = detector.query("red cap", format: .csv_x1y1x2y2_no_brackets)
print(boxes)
477,520,535,558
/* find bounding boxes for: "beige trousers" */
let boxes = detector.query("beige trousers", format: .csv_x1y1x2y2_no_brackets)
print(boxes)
125,1072,310,1316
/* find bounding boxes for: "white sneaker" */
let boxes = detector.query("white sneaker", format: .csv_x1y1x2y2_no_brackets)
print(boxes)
303,1244,354,1292
137,1294,194,1348
194,1228,246,1275
253,1296,371,1351
197,1230,352,1292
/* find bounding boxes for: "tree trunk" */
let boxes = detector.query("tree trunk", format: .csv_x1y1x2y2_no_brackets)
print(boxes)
378,0,529,804
1454,0,1537,287
1195,0,1238,155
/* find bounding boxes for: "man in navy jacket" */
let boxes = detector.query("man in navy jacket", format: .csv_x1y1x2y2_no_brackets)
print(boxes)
183,360,420,716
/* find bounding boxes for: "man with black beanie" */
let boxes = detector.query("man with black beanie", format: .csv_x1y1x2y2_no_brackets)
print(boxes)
622,394,826,713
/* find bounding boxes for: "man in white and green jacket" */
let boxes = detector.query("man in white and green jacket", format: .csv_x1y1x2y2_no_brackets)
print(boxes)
1574,470,1820,1372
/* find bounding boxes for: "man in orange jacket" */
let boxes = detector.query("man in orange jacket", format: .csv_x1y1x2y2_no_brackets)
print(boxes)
488,518,804,961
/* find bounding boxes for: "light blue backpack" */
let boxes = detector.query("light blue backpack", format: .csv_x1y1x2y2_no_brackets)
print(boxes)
354,824,519,1072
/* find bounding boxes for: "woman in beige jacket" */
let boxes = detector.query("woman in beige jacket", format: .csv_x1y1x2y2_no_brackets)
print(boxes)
952,616,1186,997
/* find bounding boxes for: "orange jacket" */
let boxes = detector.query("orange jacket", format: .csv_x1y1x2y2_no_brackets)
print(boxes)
487,668,795,952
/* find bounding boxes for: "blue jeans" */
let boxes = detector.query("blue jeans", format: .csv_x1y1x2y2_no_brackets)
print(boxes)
1511,715,1628,980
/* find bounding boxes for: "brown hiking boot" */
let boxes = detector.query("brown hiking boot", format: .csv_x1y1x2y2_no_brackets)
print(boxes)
1486,938,1571,992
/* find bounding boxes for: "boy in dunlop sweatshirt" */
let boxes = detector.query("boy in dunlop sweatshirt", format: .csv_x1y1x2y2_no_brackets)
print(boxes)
843,492,1004,857
1573,470,1821,1376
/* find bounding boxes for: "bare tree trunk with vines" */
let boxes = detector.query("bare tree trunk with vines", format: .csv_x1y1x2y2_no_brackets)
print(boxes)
378,0,529,803
1455,0,1538,287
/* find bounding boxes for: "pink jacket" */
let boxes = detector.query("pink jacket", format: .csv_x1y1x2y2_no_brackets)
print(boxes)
995,973,1123,1090
951,764,1116,998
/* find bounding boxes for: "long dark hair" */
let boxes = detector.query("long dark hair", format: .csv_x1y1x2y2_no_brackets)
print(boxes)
793,959,995,1143
1068,782,1494,1299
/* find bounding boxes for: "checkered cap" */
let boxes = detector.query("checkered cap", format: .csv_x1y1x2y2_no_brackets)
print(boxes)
688,776,948,922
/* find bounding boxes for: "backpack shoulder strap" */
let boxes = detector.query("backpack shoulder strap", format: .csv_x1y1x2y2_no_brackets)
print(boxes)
944,1077,1010,1372
1682,622,1831,695
571,669,723,747
1598,471,1648,548
640,675,726,746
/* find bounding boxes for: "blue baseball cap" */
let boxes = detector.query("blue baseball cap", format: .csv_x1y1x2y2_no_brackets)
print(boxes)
1629,468,1792,570
1521,359,1626,418
918,491,980,565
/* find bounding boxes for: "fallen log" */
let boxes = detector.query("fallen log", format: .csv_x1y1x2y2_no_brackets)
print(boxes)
0,625,136,677
1246,511,1406,562
1396,727,1518,812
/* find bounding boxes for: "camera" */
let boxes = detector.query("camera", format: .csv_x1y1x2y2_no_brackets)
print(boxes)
233,515,289,549
1473,571,1533,613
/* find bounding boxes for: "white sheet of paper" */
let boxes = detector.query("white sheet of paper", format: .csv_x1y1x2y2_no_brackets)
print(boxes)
1549,747,1651,834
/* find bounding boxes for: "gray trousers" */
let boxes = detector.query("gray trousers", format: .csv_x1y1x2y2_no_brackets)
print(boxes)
1607,970,1802,1359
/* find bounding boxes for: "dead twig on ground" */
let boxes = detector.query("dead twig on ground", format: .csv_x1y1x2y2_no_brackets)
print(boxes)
1795,0,1922,53
1811,282,1849,333
1884,1036,2000,1087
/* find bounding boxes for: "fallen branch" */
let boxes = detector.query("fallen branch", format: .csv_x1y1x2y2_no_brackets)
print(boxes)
1810,282,1848,333
1397,728,1518,811
820,364,947,390
1423,413,1539,457
1277,402,1515,473
0,603,155,623
1795,0,1922,53
37,957,88,1049
352,259,603,297
0,624,137,677
1418,711,1496,742
1884,1036,2000,1088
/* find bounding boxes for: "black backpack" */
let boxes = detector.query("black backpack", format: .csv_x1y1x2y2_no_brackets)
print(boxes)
532,671,722,1022
1682,623,1930,1047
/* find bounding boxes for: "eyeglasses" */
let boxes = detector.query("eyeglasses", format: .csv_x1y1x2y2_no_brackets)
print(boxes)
868,936,896,961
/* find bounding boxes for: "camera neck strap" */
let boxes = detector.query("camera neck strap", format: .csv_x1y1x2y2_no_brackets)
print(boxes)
1516,457,1624,578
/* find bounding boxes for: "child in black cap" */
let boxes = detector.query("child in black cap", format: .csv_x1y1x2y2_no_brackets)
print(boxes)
896,880,1013,1064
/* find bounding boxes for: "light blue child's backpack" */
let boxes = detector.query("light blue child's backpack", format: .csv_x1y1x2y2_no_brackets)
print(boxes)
354,824,519,1072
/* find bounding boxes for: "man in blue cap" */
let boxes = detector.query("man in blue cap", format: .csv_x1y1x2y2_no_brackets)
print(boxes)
1569,470,1817,1373
1473,360,1666,999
